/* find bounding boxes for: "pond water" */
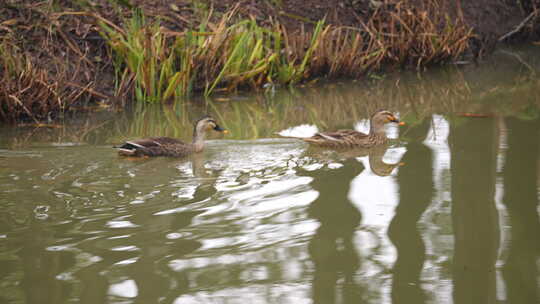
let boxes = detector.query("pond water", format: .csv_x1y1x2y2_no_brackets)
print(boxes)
1,46,539,304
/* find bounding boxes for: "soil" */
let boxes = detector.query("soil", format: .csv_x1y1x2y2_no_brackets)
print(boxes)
133,1,538,49
1,0,539,122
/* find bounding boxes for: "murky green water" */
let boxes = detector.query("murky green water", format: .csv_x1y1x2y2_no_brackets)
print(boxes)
1,47,540,304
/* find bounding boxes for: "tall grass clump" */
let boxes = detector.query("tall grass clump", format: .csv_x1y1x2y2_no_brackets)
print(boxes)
0,43,65,122
0,2,114,123
100,9,180,103
0,39,103,123
0,1,479,121
99,8,327,102
301,1,473,77
100,2,473,103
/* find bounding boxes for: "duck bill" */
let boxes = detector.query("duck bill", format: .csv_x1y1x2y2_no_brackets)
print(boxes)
214,125,228,134
389,117,400,123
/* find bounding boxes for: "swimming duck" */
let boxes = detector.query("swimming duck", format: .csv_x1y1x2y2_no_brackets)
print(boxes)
116,116,227,157
290,110,402,148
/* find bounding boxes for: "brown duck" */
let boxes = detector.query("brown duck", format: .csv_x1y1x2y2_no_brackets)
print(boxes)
116,116,227,157
291,110,402,148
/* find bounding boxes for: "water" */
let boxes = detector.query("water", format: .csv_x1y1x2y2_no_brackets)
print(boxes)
1,47,539,304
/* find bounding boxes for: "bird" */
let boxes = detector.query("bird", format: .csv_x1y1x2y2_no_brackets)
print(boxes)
285,110,403,148
115,115,227,157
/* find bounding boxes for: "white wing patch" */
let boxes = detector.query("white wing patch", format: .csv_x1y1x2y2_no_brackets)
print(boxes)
317,133,340,141
126,141,146,149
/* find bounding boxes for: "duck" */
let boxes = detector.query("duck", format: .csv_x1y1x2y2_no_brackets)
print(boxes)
286,110,402,148
367,145,404,176
115,115,227,157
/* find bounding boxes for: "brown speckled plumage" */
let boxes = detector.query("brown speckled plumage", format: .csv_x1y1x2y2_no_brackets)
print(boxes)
298,110,400,148
116,116,226,157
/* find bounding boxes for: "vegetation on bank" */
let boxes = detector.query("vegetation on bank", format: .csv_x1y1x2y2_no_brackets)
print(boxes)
101,2,472,101
0,0,536,122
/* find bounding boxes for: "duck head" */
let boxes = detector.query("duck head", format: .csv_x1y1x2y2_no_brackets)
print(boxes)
194,115,227,135
369,110,400,136
192,116,227,151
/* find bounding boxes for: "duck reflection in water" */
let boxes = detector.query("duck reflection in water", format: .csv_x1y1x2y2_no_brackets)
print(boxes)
294,143,403,304
387,120,433,304
113,154,222,303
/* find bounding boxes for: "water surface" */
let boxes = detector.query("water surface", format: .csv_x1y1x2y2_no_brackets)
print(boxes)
1,47,539,304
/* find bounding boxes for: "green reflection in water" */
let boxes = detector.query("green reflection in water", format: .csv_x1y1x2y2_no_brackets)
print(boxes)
2,45,540,149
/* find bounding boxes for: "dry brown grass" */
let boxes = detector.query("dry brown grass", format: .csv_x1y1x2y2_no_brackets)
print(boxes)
101,1,473,101
0,0,474,122
0,1,113,122
0,41,109,123
301,1,472,77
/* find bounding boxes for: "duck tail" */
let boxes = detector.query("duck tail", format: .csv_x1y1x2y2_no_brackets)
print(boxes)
116,148,137,156
114,141,145,156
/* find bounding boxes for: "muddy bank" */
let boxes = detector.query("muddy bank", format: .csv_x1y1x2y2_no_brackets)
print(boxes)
1,0,539,122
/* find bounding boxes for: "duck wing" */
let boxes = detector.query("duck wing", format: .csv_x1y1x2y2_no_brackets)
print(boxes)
144,137,187,146
303,129,369,147
116,137,187,156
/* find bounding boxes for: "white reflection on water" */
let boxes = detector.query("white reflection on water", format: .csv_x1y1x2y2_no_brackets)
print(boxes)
173,286,312,304
108,279,138,298
494,117,510,302
106,220,139,228
421,114,453,302
277,124,318,138
164,122,413,302
346,126,405,303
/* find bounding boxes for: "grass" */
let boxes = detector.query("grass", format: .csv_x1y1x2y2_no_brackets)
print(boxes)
0,38,107,123
99,2,472,103
0,0,476,122
0,42,66,123
0,0,112,123
99,7,326,102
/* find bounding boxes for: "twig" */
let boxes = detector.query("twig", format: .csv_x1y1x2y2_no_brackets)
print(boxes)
70,81,94,102
9,94,39,124
66,81,111,99
499,10,538,42
56,29,94,67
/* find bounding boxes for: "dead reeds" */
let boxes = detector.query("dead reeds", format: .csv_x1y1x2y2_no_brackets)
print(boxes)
307,1,473,76
0,0,112,123
0,43,63,123
100,1,473,103
99,7,325,101
0,40,107,123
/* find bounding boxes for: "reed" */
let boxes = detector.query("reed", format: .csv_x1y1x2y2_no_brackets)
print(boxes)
99,2,472,104
0,39,102,123
0,1,112,123
1,0,476,122
99,8,326,102
304,1,472,77
0,42,62,123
